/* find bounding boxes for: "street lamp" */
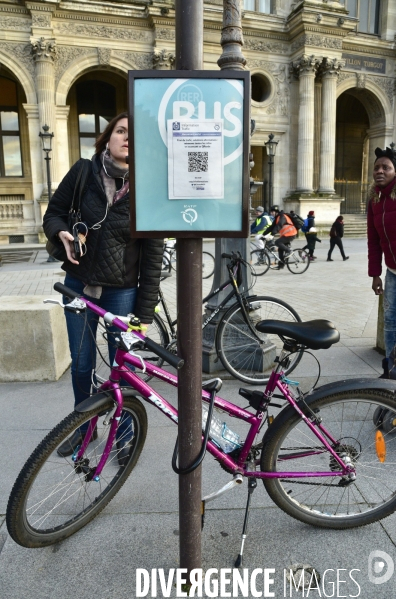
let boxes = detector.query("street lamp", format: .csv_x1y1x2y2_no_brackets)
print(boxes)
39,124,55,261
39,124,54,201
265,133,278,209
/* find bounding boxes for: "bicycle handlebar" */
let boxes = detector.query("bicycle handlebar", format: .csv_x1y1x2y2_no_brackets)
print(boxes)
53,283,184,370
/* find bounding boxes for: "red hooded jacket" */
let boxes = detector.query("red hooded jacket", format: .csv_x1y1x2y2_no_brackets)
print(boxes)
367,178,396,276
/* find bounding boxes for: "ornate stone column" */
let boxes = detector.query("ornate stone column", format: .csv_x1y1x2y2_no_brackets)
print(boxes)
217,0,246,71
292,55,321,193
31,37,57,187
319,58,344,193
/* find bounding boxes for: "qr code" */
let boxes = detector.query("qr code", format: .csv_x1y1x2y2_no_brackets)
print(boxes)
188,152,208,172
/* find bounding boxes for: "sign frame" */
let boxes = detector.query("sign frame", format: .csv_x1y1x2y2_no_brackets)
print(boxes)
128,70,251,238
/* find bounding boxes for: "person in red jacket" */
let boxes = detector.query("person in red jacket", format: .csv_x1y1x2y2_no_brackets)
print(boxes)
266,206,297,269
367,146,396,378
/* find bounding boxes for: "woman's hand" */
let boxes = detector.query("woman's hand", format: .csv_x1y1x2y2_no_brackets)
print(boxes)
372,276,383,295
58,231,79,265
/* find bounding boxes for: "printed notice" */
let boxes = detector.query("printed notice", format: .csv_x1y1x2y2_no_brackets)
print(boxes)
167,120,224,199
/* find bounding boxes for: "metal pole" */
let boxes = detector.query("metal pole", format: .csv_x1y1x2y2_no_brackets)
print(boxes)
45,152,52,200
175,0,203,576
269,155,273,207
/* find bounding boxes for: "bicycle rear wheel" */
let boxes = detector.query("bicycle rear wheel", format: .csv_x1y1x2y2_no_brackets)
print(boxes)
202,251,215,279
261,389,396,528
251,249,270,276
285,248,310,274
216,295,302,385
6,397,147,547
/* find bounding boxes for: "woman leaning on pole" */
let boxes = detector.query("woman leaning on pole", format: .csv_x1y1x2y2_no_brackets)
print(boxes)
43,112,163,462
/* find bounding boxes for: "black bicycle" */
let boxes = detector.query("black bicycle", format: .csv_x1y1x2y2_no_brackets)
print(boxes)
137,252,303,385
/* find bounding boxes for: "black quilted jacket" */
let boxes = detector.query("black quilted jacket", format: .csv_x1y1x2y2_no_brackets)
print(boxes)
43,157,163,323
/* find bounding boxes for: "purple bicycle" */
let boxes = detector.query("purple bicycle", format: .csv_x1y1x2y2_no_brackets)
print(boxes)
6,282,396,564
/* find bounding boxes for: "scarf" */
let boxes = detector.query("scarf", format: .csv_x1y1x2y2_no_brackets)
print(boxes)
100,149,129,205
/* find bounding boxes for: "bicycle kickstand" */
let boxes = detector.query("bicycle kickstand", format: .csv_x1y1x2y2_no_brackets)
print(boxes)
235,477,257,568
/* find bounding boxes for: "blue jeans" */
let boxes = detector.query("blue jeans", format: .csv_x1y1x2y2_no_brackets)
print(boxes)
64,274,137,435
383,269,396,361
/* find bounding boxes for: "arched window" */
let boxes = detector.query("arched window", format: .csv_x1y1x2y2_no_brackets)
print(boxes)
0,77,23,177
342,0,381,34
76,80,116,158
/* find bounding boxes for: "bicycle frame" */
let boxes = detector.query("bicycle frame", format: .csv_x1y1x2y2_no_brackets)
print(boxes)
74,296,353,482
159,258,260,341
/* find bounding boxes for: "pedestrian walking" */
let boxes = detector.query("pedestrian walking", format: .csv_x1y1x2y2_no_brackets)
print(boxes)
43,112,163,462
327,216,349,262
368,146,396,379
303,226,321,261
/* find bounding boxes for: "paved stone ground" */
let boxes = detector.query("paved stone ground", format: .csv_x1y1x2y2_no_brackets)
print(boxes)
1,238,396,599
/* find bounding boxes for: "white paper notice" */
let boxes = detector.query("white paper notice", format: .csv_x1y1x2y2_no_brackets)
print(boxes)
167,120,224,200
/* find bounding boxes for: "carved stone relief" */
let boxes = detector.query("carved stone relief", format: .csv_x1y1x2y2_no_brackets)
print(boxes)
245,38,287,53
356,73,366,89
54,22,149,41
337,72,355,85
370,76,394,105
32,14,51,28
0,17,31,31
249,61,289,116
114,51,153,71
55,46,93,85
153,48,175,70
0,42,35,78
97,47,111,66
156,28,175,41
291,35,343,52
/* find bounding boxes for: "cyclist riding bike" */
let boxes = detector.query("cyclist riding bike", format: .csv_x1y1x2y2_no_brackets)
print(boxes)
265,205,297,269
250,206,272,249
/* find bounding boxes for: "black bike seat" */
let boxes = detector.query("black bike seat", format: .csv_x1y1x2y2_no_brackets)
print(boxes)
255,319,340,350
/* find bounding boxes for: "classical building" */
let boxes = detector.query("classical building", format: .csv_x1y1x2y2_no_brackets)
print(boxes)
0,0,394,242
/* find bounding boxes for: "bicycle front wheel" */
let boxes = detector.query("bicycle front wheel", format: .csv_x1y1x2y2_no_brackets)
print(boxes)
202,251,215,279
216,295,302,385
6,397,147,547
285,248,310,274
261,389,396,528
251,249,270,276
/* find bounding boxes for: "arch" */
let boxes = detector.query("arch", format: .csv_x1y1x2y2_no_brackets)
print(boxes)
337,77,392,129
56,54,141,106
0,51,36,104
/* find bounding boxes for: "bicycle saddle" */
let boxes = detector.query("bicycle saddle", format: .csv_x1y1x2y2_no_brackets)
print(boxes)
255,319,340,350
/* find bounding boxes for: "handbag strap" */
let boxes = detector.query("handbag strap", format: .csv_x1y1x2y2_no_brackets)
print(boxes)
69,159,91,216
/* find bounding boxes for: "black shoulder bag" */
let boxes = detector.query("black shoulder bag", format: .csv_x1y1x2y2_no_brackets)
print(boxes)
46,160,91,262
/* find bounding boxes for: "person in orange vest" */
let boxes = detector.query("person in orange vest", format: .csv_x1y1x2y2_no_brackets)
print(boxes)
266,205,298,269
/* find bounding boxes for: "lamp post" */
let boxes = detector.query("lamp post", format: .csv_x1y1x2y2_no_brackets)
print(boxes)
39,124,54,261
265,133,278,208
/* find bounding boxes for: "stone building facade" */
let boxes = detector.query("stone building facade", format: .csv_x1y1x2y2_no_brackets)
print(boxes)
0,0,395,242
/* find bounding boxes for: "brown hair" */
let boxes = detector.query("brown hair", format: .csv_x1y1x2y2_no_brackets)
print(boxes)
94,111,128,155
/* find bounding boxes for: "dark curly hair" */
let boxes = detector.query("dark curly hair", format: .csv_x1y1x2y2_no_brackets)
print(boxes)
94,111,128,155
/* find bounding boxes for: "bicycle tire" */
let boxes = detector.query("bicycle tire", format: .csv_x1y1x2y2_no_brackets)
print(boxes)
215,295,302,385
202,251,215,279
6,397,147,548
161,255,172,275
261,388,396,528
250,249,270,276
170,249,177,272
285,248,310,274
